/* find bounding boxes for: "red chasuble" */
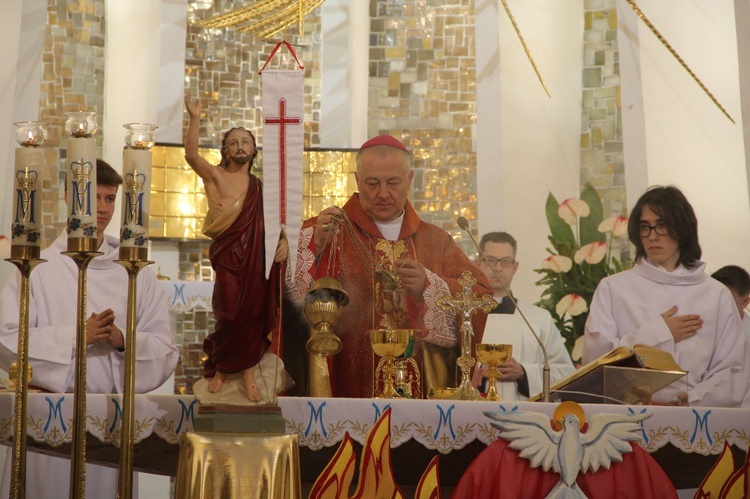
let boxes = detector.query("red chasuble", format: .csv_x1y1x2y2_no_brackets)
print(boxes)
203,174,280,377
290,194,491,398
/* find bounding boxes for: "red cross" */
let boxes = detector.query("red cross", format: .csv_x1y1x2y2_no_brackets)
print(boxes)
264,98,301,224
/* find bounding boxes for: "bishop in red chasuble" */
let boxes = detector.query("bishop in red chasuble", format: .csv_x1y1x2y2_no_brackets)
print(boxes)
287,135,491,398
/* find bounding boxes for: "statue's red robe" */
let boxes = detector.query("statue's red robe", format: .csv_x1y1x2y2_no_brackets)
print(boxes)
203,174,280,378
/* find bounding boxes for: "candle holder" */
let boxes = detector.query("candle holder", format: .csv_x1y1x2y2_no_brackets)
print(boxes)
14,121,47,147
64,111,97,138
123,123,158,150
8,120,47,499
113,260,152,499
116,122,157,499
436,271,497,401
61,250,101,499
5,257,45,499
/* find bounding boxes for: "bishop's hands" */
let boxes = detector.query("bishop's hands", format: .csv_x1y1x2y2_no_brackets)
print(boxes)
661,305,702,343
394,258,426,302
313,207,342,252
86,308,125,351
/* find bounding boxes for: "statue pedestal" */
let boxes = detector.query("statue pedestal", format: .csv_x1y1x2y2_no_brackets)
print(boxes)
194,404,286,433
175,431,301,499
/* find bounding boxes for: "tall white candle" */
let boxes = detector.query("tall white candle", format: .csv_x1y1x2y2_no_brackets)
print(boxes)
120,148,152,255
12,148,44,248
66,137,97,248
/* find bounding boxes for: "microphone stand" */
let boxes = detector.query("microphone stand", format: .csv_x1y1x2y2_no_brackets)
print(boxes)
457,218,551,402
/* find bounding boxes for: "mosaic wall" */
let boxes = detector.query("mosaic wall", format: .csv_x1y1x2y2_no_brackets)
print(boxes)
580,0,629,257
184,0,322,149
38,0,106,247
367,0,479,256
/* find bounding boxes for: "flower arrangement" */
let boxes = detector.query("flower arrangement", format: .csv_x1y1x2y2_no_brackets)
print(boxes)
534,183,630,360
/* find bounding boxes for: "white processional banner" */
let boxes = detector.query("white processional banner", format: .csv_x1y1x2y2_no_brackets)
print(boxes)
261,69,304,279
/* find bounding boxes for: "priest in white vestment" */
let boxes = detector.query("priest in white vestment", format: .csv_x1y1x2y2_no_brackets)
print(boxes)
473,231,574,401
584,186,748,407
0,161,178,499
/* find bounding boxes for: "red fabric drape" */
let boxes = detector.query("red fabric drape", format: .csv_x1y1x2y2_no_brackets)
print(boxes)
452,438,677,499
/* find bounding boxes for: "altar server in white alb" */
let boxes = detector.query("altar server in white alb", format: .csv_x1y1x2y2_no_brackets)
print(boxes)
0,160,179,498
710,265,750,407
584,186,749,407
473,231,574,401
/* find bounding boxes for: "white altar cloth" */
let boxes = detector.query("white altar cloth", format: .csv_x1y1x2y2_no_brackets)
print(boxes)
0,394,748,459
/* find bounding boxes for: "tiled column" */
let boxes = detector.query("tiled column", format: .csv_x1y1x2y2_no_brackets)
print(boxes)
580,0,628,256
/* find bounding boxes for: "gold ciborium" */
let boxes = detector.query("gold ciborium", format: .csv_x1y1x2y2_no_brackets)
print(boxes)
304,276,349,356
370,329,412,398
476,344,513,402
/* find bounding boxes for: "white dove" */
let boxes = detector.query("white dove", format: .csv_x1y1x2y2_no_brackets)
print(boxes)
484,402,651,499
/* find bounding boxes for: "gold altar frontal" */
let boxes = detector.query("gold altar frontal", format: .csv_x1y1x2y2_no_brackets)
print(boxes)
175,432,301,499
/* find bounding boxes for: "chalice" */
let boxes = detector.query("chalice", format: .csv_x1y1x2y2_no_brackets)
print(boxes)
475,344,513,401
370,329,413,398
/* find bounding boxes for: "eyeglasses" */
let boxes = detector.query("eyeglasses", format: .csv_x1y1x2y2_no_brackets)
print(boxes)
483,256,516,268
638,223,670,237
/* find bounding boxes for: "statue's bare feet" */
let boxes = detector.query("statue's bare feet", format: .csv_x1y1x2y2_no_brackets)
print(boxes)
207,372,226,393
242,367,262,402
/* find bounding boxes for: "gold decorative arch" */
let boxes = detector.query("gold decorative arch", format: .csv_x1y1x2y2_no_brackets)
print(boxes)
194,0,325,39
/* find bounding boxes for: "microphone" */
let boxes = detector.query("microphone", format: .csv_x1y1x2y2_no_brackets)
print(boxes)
457,217,551,402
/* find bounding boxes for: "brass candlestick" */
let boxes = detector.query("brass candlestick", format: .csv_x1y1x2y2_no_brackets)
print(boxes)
115,121,156,499
303,277,349,397
476,344,513,402
114,255,153,499
436,271,497,401
63,247,101,499
6,250,45,499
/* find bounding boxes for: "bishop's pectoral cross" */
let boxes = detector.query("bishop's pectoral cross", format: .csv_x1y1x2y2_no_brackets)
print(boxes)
436,271,497,400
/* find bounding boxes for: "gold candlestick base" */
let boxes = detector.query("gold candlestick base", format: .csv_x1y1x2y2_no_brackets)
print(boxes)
6,254,45,499
62,249,102,499
114,258,153,499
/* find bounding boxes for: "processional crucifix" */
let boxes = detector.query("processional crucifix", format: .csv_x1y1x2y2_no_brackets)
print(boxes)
436,271,497,401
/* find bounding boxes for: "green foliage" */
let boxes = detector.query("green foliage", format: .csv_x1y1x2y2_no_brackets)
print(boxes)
534,183,628,359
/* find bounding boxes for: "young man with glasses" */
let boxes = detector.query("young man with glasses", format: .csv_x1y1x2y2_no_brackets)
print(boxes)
584,186,749,407
473,232,574,401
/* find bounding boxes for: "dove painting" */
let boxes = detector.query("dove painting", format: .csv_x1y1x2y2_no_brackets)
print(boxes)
452,402,677,499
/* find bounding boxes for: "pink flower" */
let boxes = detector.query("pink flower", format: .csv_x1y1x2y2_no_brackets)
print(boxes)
0,236,9,260
558,198,590,225
542,255,573,273
598,216,628,237
574,241,608,265
556,293,587,317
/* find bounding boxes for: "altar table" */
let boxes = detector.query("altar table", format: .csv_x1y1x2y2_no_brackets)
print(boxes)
0,393,748,490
